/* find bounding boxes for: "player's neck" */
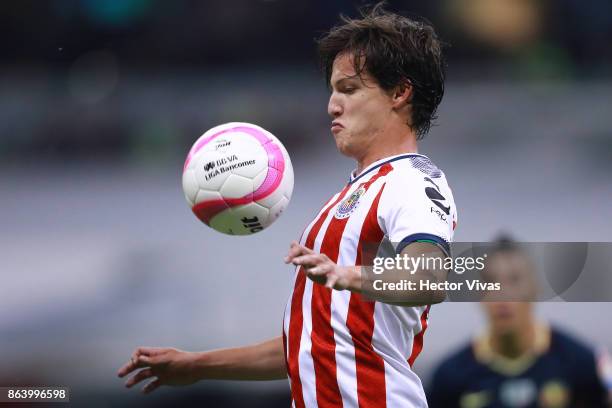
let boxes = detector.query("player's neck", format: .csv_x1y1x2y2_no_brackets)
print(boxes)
355,127,418,174
490,320,536,359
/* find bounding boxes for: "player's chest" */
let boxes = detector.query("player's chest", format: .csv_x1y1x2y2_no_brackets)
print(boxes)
303,178,386,252
461,365,575,408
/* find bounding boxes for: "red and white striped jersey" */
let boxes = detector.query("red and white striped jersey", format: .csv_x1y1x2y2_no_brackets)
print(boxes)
283,153,457,408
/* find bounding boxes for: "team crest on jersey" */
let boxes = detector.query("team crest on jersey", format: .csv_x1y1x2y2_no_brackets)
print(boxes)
335,186,366,219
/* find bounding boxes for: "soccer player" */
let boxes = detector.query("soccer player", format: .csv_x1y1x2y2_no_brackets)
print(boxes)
118,5,457,407
428,238,610,408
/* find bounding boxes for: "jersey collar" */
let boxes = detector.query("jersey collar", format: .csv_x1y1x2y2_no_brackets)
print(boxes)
472,323,551,376
349,153,428,184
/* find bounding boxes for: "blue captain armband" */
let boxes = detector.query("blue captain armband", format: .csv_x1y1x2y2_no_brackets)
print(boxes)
396,233,451,258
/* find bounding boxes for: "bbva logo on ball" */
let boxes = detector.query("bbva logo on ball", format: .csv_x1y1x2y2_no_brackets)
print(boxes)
182,122,294,235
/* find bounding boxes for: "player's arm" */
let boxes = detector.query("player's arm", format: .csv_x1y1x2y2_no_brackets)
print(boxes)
286,240,448,306
117,336,286,393
366,240,448,306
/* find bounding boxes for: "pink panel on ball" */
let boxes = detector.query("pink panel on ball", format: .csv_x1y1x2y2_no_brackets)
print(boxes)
183,131,223,171
192,199,230,225
188,125,286,225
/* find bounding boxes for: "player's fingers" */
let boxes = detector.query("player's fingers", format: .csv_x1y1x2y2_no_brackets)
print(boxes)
135,347,163,357
308,266,322,275
297,244,314,254
325,274,339,289
293,254,324,266
284,242,300,263
291,256,314,267
284,242,311,263
117,361,134,377
125,368,155,388
284,252,297,263
118,353,155,377
118,356,141,377
143,378,162,394
308,262,332,276
118,346,165,377
138,355,154,366
117,353,140,377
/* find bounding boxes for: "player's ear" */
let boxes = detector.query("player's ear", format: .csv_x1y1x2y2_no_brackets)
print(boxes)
391,80,413,109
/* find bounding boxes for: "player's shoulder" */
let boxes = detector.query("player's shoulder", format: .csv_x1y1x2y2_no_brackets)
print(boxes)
376,153,457,241
382,154,455,208
548,325,609,400
386,154,448,183
380,154,450,196
433,341,477,381
549,325,597,360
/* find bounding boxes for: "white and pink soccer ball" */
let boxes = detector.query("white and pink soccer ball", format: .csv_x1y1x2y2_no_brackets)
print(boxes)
182,122,294,235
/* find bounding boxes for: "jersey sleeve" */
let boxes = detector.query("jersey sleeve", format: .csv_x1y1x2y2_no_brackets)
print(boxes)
552,328,609,407
377,169,456,256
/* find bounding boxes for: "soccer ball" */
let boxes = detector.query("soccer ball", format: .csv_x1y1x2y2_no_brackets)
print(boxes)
182,122,294,235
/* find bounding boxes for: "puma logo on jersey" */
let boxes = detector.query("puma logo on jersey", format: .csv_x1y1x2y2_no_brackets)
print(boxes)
430,206,447,221
424,176,450,215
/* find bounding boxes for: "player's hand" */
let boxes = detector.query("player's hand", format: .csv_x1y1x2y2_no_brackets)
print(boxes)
284,241,358,290
117,347,200,394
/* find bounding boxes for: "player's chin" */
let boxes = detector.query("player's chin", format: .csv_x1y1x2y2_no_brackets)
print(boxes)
333,134,354,157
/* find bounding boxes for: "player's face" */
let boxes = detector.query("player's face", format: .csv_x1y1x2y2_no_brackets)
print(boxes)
483,302,533,336
482,252,537,335
327,53,395,160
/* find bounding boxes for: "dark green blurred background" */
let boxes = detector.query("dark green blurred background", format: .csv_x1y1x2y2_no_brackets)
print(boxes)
1,1,611,406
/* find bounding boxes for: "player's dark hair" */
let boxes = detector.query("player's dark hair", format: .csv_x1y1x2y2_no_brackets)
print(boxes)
483,234,538,299
489,233,521,255
318,2,446,139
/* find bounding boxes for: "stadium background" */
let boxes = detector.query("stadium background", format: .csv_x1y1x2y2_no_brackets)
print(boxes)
1,0,611,406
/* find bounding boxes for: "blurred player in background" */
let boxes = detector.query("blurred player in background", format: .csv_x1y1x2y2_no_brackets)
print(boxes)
428,237,611,408
118,4,457,406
